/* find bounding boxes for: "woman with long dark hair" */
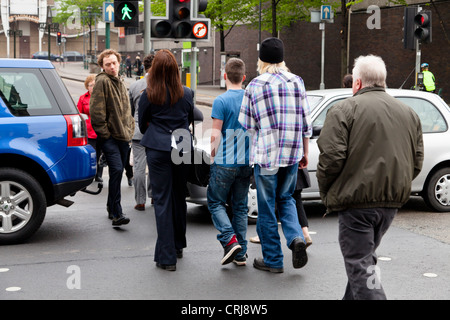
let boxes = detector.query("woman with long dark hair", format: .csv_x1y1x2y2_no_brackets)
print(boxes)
138,49,194,271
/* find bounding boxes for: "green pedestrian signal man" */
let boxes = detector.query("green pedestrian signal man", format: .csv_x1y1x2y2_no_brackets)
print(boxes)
121,4,133,21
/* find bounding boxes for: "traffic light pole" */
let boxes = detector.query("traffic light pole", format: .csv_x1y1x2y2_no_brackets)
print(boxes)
190,0,199,100
144,0,151,54
415,40,421,90
106,23,110,49
414,6,422,90
319,22,325,90
190,42,197,96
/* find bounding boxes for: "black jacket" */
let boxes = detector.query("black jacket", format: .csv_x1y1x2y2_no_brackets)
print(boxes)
138,86,194,152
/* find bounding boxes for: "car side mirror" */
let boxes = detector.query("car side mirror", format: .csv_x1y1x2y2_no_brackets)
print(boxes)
312,125,322,138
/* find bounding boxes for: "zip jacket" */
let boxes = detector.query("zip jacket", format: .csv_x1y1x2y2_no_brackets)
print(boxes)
316,87,424,212
90,72,134,141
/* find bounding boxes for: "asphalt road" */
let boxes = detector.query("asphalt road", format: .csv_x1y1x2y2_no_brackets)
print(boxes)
1,78,448,303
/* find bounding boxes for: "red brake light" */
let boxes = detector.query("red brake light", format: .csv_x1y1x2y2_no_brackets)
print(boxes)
64,114,88,147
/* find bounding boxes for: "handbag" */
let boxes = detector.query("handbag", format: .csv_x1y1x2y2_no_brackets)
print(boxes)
296,167,311,190
187,147,211,187
186,104,210,187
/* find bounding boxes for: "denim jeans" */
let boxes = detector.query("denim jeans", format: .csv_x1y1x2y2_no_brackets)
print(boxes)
100,137,130,218
254,164,304,269
207,164,252,259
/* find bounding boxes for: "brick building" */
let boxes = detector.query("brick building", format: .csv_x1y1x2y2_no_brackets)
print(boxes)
209,0,449,102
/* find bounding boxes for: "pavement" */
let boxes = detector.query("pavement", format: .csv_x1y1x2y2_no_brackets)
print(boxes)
53,61,224,107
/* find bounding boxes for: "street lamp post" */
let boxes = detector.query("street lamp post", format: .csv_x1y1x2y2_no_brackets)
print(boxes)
83,7,101,63
7,18,22,58
38,6,59,61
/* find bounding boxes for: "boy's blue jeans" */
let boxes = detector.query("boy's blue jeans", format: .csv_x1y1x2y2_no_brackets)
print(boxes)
254,164,304,269
207,164,252,259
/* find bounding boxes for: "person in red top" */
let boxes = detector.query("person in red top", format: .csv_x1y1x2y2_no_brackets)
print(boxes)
77,74,103,181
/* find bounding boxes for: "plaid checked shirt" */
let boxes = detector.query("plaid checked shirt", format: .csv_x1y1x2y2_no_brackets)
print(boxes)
238,71,312,168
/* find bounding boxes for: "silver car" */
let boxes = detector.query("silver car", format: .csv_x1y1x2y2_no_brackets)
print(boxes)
186,88,450,217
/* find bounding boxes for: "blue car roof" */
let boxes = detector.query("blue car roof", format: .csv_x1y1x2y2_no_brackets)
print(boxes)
0,59,55,69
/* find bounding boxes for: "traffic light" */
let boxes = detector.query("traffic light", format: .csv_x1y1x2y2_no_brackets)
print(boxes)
172,0,192,38
57,31,62,45
403,7,417,50
414,10,432,43
150,0,210,41
114,0,139,28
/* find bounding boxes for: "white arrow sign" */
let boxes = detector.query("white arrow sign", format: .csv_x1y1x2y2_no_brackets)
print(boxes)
321,5,332,21
103,2,114,23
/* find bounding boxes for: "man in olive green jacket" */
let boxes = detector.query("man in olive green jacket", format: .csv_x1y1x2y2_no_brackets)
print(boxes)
317,55,424,300
90,49,135,227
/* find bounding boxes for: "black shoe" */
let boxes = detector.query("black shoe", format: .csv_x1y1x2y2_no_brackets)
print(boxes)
176,249,183,259
112,215,130,226
221,242,242,265
253,257,284,273
290,237,308,269
233,254,248,266
156,263,176,271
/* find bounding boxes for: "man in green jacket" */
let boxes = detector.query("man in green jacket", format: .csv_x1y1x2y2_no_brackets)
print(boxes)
90,49,135,227
317,55,424,299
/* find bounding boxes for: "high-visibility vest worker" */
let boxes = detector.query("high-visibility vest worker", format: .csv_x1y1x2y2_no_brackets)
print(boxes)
421,63,436,92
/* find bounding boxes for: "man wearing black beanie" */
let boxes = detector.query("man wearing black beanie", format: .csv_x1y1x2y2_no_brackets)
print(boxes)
239,37,312,273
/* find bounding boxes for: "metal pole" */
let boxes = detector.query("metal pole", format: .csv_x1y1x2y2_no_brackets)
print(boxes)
143,0,151,54
13,32,16,58
415,40,421,90
48,24,51,61
190,0,198,101
106,23,110,49
346,7,351,74
320,22,325,90
415,6,422,90
190,42,197,99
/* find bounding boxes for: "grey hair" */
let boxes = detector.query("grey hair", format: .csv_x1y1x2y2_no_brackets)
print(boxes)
352,54,387,88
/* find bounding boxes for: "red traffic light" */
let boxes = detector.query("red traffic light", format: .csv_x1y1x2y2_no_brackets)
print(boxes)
414,13,430,26
414,10,432,43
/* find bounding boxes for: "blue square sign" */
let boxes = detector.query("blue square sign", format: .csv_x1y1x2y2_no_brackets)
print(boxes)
103,2,114,23
321,5,332,21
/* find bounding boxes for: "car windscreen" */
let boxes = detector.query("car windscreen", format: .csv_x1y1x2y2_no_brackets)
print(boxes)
0,68,60,116
307,95,324,111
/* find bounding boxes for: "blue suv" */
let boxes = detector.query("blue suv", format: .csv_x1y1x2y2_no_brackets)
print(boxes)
0,59,96,244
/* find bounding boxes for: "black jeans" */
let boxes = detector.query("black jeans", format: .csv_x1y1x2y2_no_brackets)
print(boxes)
100,137,130,218
338,207,397,300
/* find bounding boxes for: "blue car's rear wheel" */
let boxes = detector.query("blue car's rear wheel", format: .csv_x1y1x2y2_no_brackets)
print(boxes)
0,168,46,244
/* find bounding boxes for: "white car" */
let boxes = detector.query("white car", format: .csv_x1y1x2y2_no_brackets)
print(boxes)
186,88,450,218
